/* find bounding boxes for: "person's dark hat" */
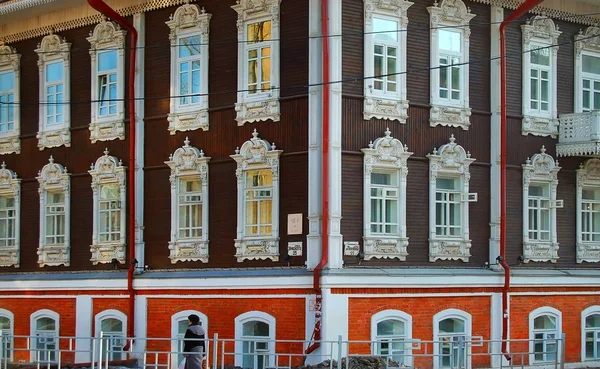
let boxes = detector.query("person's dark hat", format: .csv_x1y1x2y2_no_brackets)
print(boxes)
188,314,200,324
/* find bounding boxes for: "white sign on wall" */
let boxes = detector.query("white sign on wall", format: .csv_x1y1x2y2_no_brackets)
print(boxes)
344,241,360,256
287,213,303,235
288,242,303,256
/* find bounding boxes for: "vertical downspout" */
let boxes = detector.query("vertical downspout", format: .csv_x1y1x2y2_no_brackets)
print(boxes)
499,0,543,358
86,0,138,342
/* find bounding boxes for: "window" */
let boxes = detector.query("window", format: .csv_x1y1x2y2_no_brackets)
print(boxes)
522,146,561,263
30,310,59,363
89,149,126,265
0,162,20,268
95,310,126,362
234,312,275,369
362,129,412,260
0,42,20,155
575,27,600,113
363,0,411,122
37,156,70,267
427,135,476,262
371,310,412,367
582,306,600,361
521,16,561,137
232,0,280,125
231,130,282,262
428,0,474,130
166,138,210,263
433,309,471,369
166,3,211,133
529,307,561,364
170,311,208,369
576,159,600,263
0,309,13,363
35,33,71,149
87,20,126,143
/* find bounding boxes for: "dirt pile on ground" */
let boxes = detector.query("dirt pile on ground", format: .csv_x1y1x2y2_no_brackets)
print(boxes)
295,356,403,369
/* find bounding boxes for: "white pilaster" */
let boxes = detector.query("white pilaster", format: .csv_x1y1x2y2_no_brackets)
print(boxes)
75,296,93,363
133,295,147,354
321,289,348,359
490,293,508,368
133,13,145,267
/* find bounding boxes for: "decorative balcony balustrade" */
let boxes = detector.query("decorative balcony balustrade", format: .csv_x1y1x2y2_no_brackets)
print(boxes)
557,111,600,157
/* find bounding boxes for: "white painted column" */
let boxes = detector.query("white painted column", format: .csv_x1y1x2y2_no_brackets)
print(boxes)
75,296,93,363
321,288,348,359
490,293,505,368
133,13,145,267
132,295,147,354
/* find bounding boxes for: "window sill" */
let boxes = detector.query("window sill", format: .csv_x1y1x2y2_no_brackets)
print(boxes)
430,104,472,130
234,237,279,262
522,114,558,138
37,244,70,267
364,96,409,123
90,118,125,143
363,236,408,261
576,242,600,263
168,239,209,263
235,97,280,126
523,241,559,263
428,237,471,262
37,127,70,150
168,109,209,134
0,132,20,155
0,245,19,268
90,241,126,265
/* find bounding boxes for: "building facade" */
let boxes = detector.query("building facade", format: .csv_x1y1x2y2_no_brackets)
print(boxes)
0,0,599,367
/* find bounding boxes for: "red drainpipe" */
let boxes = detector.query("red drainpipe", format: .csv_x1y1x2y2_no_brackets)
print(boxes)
305,0,329,356
87,0,138,343
499,0,543,359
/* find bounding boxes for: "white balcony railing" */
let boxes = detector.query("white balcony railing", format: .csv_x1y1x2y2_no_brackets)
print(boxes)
557,111,600,157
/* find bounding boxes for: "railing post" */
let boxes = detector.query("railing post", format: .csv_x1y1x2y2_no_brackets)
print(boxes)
337,335,342,369
559,333,565,369
212,333,218,369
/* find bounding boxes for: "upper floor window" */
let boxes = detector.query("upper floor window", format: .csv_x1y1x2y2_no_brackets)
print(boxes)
0,162,20,268
529,307,561,364
576,158,600,263
427,135,476,262
582,306,600,361
433,309,471,369
87,20,126,143
30,310,59,363
371,310,412,367
427,0,474,130
0,309,13,363
521,16,561,137
171,311,208,369
166,138,210,263
363,0,411,123
36,156,70,267
35,33,71,150
522,146,561,263
362,128,412,260
89,149,126,265
231,130,282,262
575,27,600,113
95,310,126,362
235,312,275,369
232,0,280,125
166,4,211,134
0,42,21,155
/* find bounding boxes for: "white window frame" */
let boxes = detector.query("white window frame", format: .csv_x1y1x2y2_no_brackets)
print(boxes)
522,146,561,263
521,16,561,137
582,306,600,362
35,32,71,150
232,0,281,125
0,162,20,268
166,3,211,134
0,42,21,155
576,158,600,263
89,149,126,265
36,156,70,267
427,0,474,130
363,0,412,123
30,309,59,363
575,26,600,113
170,310,208,369
427,135,475,262
529,307,562,365
0,308,14,362
94,309,126,362
362,128,412,260
433,309,472,369
87,19,126,143
166,138,210,263
231,130,282,262
371,310,413,367
234,311,275,369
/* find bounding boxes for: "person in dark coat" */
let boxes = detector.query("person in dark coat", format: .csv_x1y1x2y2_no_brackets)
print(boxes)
183,314,205,369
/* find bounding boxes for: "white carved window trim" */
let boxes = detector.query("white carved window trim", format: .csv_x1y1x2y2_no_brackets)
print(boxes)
521,16,561,137
232,0,281,125
370,310,413,367
30,309,59,363
0,162,20,268
234,311,276,369
166,4,211,134
165,138,210,264
522,146,561,263
427,0,474,130
362,128,412,260
231,129,282,262
581,305,600,362
87,19,126,143
35,32,71,150
89,149,126,265
432,309,472,369
427,135,475,262
528,306,562,365
575,26,600,113
576,158,600,263
363,0,412,123
171,310,208,369
36,156,70,267
0,42,21,155
0,308,14,362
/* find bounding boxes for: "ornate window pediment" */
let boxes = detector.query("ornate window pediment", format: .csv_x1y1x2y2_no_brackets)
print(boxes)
35,32,71,150
522,146,561,263
89,149,126,265
576,158,600,263
166,4,211,134
0,162,20,268
427,135,476,262
37,156,70,267
575,27,600,113
231,129,282,262
0,42,21,155
87,19,126,143
165,138,210,264
428,0,475,130
362,128,413,260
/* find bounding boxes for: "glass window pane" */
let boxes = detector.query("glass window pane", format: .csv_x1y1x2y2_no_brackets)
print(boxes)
531,46,550,66
0,72,14,91
101,318,122,333
438,30,461,52
46,62,63,83
373,18,398,42
377,320,404,336
583,54,600,74
248,21,272,43
98,51,117,71
178,35,201,58
437,178,458,190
